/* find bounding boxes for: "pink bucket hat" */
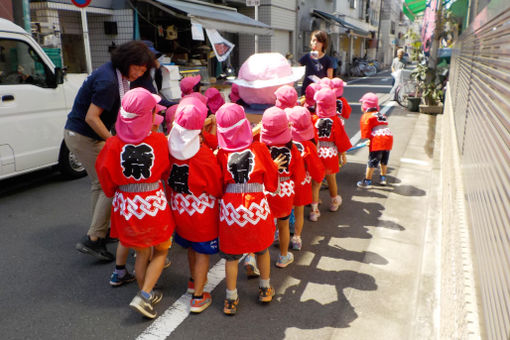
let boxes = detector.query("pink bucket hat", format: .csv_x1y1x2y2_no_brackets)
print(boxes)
180,75,201,96
153,113,164,126
260,106,291,146
165,104,178,132
274,85,298,110
204,87,225,114
168,99,208,160
359,92,380,112
216,103,253,152
182,92,207,105
229,83,240,103
319,77,333,89
285,106,314,142
331,78,345,97
305,83,323,107
314,88,337,118
115,87,162,144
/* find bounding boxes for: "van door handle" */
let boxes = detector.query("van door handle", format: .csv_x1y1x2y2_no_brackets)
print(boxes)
2,95,14,102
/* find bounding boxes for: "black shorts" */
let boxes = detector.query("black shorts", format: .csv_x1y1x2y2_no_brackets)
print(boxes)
220,248,268,261
368,150,390,168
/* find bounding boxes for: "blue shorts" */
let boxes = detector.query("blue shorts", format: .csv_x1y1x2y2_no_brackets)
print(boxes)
174,233,219,255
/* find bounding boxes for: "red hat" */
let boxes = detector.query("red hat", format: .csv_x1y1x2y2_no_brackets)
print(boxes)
285,106,314,142
115,88,162,144
204,87,225,114
314,88,337,118
359,92,380,112
260,106,291,145
274,85,298,110
216,103,253,151
168,98,207,160
331,78,345,97
165,104,178,132
305,83,323,107
229,83,240,103
180,75,201,96
319,77,333,89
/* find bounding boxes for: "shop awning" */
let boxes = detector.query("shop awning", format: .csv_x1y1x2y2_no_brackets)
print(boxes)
313,9,371,38
403,0,428,21
146,0,273,36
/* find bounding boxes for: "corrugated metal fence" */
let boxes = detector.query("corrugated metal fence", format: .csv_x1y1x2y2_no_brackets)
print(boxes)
448,2,510,339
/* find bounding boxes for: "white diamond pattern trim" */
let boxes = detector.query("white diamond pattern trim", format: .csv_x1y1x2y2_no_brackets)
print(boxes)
113,189,168,221
371,127,392,137
219,198,271,227
171,193,216,216
301,173,312,186
318,146,338,159
265,180,295,198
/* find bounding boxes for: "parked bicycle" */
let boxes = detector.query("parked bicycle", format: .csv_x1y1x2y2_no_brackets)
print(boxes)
349,58,377,77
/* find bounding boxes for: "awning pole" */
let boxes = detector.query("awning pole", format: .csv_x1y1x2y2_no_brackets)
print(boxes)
254,4,259,53
81,7,93,74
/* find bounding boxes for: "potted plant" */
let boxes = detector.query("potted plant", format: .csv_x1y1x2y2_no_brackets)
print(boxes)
411,61,445,114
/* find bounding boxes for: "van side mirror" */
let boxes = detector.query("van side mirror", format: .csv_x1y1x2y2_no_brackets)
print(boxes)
55,67,64,85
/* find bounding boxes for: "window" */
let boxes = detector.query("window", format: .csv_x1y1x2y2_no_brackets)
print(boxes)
0,39,50,87
390,21,395,35
350,0,356,9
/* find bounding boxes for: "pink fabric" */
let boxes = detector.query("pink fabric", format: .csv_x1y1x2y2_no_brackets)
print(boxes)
331,78,345,97
165,104,178,132
216,103,253,151
319,77,333,89
260,106,291,145
204,87,225,114
274,85,298,110
314,88,337,118
305,83,323,107
182,92,207,105
237,53,296,105
180,75,201,96
229,83,240,103
285,106,314,142
115,88,161,144
174,98,208,130
153,113,164,126
360,92,380,112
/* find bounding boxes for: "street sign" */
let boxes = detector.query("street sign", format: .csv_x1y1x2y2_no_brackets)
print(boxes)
71,0,92,8
246,0,260,6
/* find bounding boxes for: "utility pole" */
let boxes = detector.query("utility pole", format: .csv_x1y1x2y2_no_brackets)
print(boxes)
375,0,384,62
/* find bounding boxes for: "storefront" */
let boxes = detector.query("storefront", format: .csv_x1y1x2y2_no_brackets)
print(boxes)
133,0,272,83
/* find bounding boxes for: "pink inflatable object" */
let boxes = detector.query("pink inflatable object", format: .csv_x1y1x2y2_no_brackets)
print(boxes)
237,53,298,105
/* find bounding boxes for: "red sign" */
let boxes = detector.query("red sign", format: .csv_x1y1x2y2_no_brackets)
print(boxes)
71,0,92,8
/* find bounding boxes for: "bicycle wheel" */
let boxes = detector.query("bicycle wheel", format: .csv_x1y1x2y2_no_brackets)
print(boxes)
395,86,408,107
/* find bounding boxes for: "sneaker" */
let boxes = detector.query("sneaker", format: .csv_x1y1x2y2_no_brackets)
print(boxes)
75,236,115,262
149,290,163,305
290,235,302,251
275,253,294,268
357,179,372,189
190,292,212,313
329,195,342,212
380,176,387,186
164,257,172,269
105,228,118,244
258,286,275,303
309,208,320,222
223,297,240,315
244,254,260,278
129,291,157,319
109,270,136,287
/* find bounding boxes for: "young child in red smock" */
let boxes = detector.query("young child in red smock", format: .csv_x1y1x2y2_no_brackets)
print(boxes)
166,97,223,314
215,103,283,315
312,88,352,216
95,88,175,319
260,106,306,267
274,85,299,110
301,82,322,113
331,78,351,122
357,92,393,188
285,106,325,250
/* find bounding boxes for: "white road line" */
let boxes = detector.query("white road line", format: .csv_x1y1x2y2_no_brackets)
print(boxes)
137,258,230,340
138,77,395,339
400,158,430,166
347,84,392,88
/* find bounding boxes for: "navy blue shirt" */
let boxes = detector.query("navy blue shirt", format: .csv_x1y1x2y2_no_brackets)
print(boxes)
299,53,332,95
65,62,120,140
130,68,176,107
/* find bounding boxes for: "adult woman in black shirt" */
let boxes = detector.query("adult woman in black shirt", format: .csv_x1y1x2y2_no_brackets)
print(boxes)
298,30,333,95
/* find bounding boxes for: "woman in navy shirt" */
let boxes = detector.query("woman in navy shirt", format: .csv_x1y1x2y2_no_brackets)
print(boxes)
64,41,154,262
299,30,333,95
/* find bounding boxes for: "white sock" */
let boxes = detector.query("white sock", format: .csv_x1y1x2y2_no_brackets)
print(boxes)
226,288,238,300
259,278,270,288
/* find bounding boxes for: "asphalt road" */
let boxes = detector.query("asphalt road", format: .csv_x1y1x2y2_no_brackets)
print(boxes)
0,72,425,340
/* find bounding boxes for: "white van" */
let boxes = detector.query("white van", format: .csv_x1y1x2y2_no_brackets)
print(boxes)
0,19,87,180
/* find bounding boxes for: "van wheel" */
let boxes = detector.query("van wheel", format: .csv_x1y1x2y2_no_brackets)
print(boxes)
58,141,87,179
